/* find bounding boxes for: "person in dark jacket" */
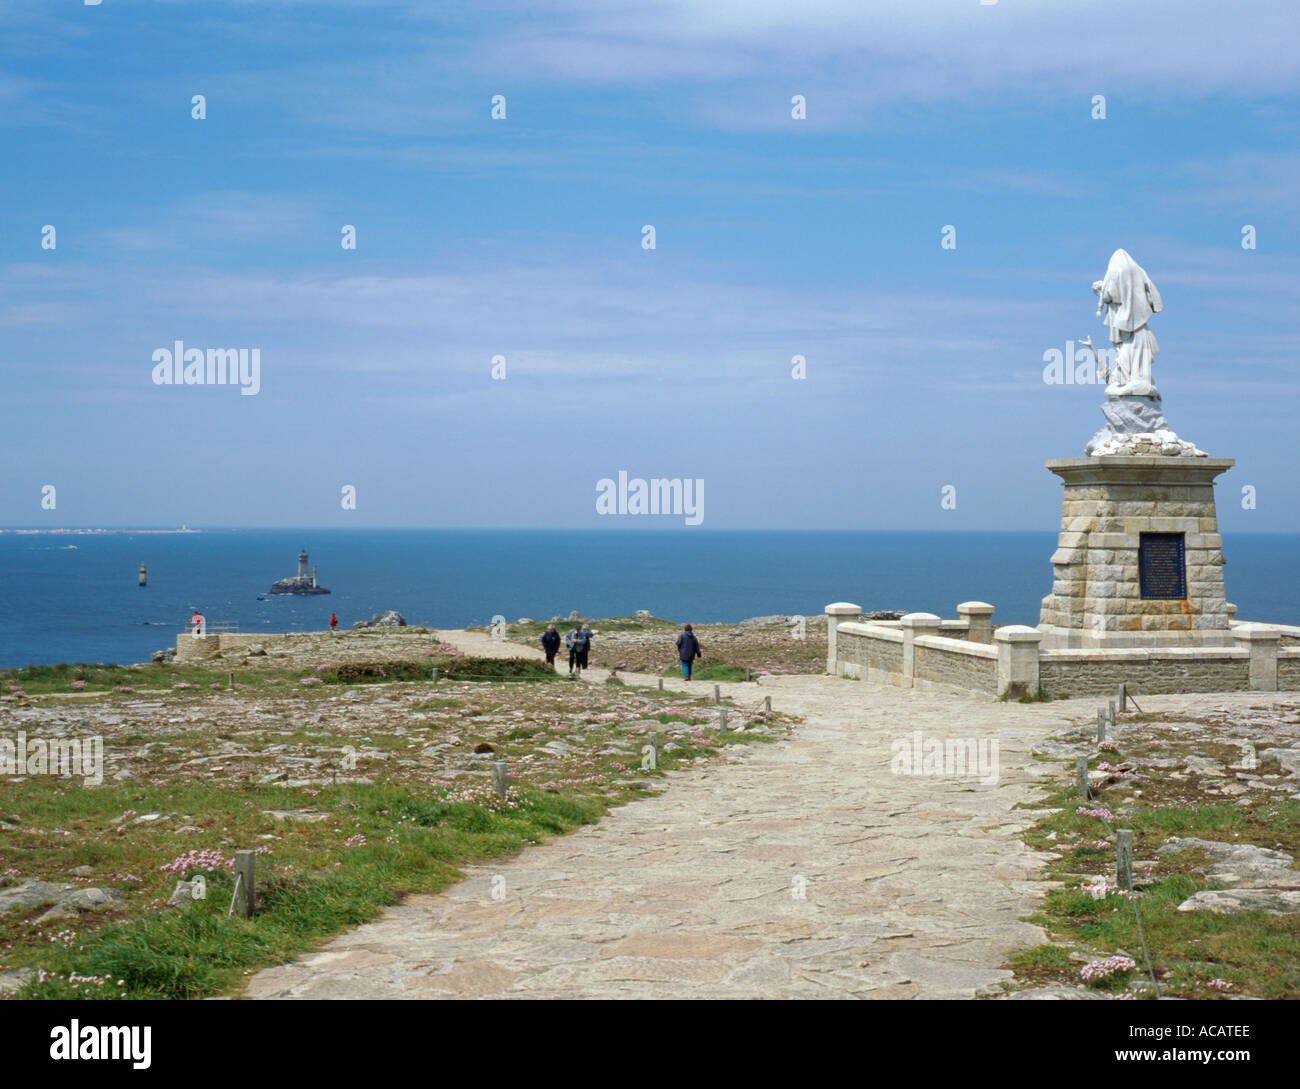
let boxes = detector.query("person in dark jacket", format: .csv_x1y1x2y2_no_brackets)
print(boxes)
578,625,593,670
676,624,702,679
540,625,561,668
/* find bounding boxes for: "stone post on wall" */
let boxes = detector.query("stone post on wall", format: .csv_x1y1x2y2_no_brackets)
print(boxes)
1233,624,1281,691
995,625,1044,698
957,601,996,643
899,613,942,688
824,602,863,674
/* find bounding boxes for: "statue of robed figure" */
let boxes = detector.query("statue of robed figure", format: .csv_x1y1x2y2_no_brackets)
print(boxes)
1081,248,1204,457
1091,248,1163,398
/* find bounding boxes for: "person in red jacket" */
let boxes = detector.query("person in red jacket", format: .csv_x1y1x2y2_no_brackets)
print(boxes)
329,613,338,633
190,610,205,637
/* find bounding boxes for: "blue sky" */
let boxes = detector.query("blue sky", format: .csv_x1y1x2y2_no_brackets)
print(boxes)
2,0,1297,530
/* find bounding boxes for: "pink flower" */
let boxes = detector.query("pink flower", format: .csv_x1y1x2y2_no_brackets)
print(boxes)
160,848,234,877
1080,955,1136,982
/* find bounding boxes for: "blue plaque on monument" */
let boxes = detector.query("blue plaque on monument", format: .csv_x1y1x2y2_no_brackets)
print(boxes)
1139,533,1186,600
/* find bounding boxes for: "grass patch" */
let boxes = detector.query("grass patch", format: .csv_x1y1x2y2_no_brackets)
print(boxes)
8,780,606,1000
427,657,558,682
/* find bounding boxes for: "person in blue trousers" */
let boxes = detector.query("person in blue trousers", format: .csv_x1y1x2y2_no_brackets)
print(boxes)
676,624,702,679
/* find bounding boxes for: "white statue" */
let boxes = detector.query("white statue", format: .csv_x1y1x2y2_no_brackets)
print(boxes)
1091,248,1162,397
1081,248,1204,457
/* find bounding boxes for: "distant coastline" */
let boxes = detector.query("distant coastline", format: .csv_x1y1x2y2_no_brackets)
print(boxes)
0,527,199,535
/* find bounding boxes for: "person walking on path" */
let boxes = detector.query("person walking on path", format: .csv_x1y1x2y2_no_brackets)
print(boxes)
540,625,561,669
578,625,594,671
565,624,582,675
676,624,702,679
329,613,338,634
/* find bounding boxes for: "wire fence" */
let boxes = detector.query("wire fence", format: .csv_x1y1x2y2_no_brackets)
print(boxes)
1075,684,1162,999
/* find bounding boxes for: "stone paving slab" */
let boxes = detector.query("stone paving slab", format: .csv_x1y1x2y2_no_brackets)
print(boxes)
246,661,1077,1000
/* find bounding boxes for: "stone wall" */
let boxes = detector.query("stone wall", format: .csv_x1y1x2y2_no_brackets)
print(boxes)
1267,624,1300,648
1278,651,1300,689
836,622,902,680
174,635,221,663
174,632,267,663
834,622,999,693
1039,649,1250,697
913,639,998,694
828,604,1298,699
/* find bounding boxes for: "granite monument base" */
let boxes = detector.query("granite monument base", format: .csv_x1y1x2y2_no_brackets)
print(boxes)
1037,456,1235,649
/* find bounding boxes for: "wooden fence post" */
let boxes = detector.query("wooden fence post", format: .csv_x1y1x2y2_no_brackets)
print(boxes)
1116,829,1134,892
234,850,255,918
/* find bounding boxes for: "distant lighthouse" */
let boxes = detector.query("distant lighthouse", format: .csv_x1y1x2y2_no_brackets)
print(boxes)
269,548,331,595
139,563,147,588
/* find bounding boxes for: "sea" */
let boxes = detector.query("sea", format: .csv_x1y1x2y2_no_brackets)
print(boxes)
1,529,1298,669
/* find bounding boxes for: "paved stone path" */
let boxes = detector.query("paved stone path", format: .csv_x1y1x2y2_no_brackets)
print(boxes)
244,632,1085,999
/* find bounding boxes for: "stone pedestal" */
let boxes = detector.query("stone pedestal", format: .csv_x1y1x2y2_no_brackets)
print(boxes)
957,601,995,643
995,625,1044,697
1037,456,1234,648
1234,625,1281,691
899,612,942,687
824,602,862,673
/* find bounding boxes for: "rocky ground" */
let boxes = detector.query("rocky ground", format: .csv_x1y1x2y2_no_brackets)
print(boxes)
1003,693,1300,999
240,677,1300,1001
4,623,1298,1000
0,628,787,998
